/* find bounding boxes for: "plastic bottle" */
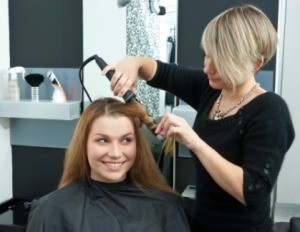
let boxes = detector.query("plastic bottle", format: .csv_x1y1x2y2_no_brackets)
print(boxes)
8,67,25,101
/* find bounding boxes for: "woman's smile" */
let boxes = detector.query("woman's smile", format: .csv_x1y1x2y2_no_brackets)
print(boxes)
102,161,126,170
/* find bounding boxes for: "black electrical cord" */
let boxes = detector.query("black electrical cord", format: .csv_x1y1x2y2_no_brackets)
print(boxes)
79,54,136,113
79,55,97,113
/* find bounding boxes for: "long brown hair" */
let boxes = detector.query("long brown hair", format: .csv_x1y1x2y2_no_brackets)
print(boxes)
59,97,177,195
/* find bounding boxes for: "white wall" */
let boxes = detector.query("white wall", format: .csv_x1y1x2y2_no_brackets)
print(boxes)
277,0,300,204
83,0,126,101
0,0,12,203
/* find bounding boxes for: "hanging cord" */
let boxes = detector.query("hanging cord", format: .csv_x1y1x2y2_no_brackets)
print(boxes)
79,55,96,113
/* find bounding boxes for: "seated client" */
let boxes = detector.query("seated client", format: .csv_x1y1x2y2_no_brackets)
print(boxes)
26,97,191,232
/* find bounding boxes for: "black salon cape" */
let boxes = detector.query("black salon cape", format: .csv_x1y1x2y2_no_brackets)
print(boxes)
26,179,191,232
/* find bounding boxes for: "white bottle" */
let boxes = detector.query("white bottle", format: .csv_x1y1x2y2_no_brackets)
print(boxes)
8,67,25,101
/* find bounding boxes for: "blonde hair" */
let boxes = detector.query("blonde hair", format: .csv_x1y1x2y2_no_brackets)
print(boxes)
201,4,278,88
59,98,176,195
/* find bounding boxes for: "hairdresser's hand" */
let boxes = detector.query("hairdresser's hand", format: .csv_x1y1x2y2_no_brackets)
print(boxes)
102,57,157,97
156,113,204,152
102,56,139,97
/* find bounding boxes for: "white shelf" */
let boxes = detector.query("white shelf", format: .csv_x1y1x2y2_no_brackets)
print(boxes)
0,100,81,120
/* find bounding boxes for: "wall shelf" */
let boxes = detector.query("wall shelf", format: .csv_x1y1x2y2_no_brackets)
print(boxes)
0,100,81,120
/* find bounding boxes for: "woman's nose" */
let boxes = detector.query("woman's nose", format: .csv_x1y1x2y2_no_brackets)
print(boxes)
203,58,216,74
109,143,122,158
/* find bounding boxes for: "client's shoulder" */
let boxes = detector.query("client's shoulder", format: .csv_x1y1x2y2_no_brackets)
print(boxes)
32,181,84,210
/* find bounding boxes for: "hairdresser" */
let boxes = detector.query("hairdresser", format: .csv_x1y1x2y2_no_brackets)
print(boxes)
103,4,295,232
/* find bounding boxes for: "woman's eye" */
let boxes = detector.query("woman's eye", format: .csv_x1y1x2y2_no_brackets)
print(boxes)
122,138,132,143
201,49,207,57
97,138,107,143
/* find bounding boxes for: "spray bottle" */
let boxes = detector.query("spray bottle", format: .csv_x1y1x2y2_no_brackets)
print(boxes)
8,67,25,101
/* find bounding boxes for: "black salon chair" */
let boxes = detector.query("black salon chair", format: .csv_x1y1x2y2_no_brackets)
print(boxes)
273,222,290,232
272,217,300,232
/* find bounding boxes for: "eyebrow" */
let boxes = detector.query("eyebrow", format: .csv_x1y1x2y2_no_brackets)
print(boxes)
94,132,134,138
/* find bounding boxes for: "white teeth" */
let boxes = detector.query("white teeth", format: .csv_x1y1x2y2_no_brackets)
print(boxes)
105,162,123,167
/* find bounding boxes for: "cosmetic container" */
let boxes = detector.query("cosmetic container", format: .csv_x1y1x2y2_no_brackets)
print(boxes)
8,67,25,101
46,70,67,102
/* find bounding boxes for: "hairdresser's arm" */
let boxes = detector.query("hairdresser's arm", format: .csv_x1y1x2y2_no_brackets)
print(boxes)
102,56,157,97
157,113,246,206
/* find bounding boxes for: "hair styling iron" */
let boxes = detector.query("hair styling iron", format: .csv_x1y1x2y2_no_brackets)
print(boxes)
79,55,160,137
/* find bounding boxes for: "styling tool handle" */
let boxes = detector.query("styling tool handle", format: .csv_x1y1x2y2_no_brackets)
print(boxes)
94,55,136,103
93,55,161,139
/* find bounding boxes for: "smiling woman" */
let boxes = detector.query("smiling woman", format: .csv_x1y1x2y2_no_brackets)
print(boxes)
87,115,137,183
26,97,191,232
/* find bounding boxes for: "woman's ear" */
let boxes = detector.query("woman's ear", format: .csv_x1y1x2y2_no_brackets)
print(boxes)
255,58,264,73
